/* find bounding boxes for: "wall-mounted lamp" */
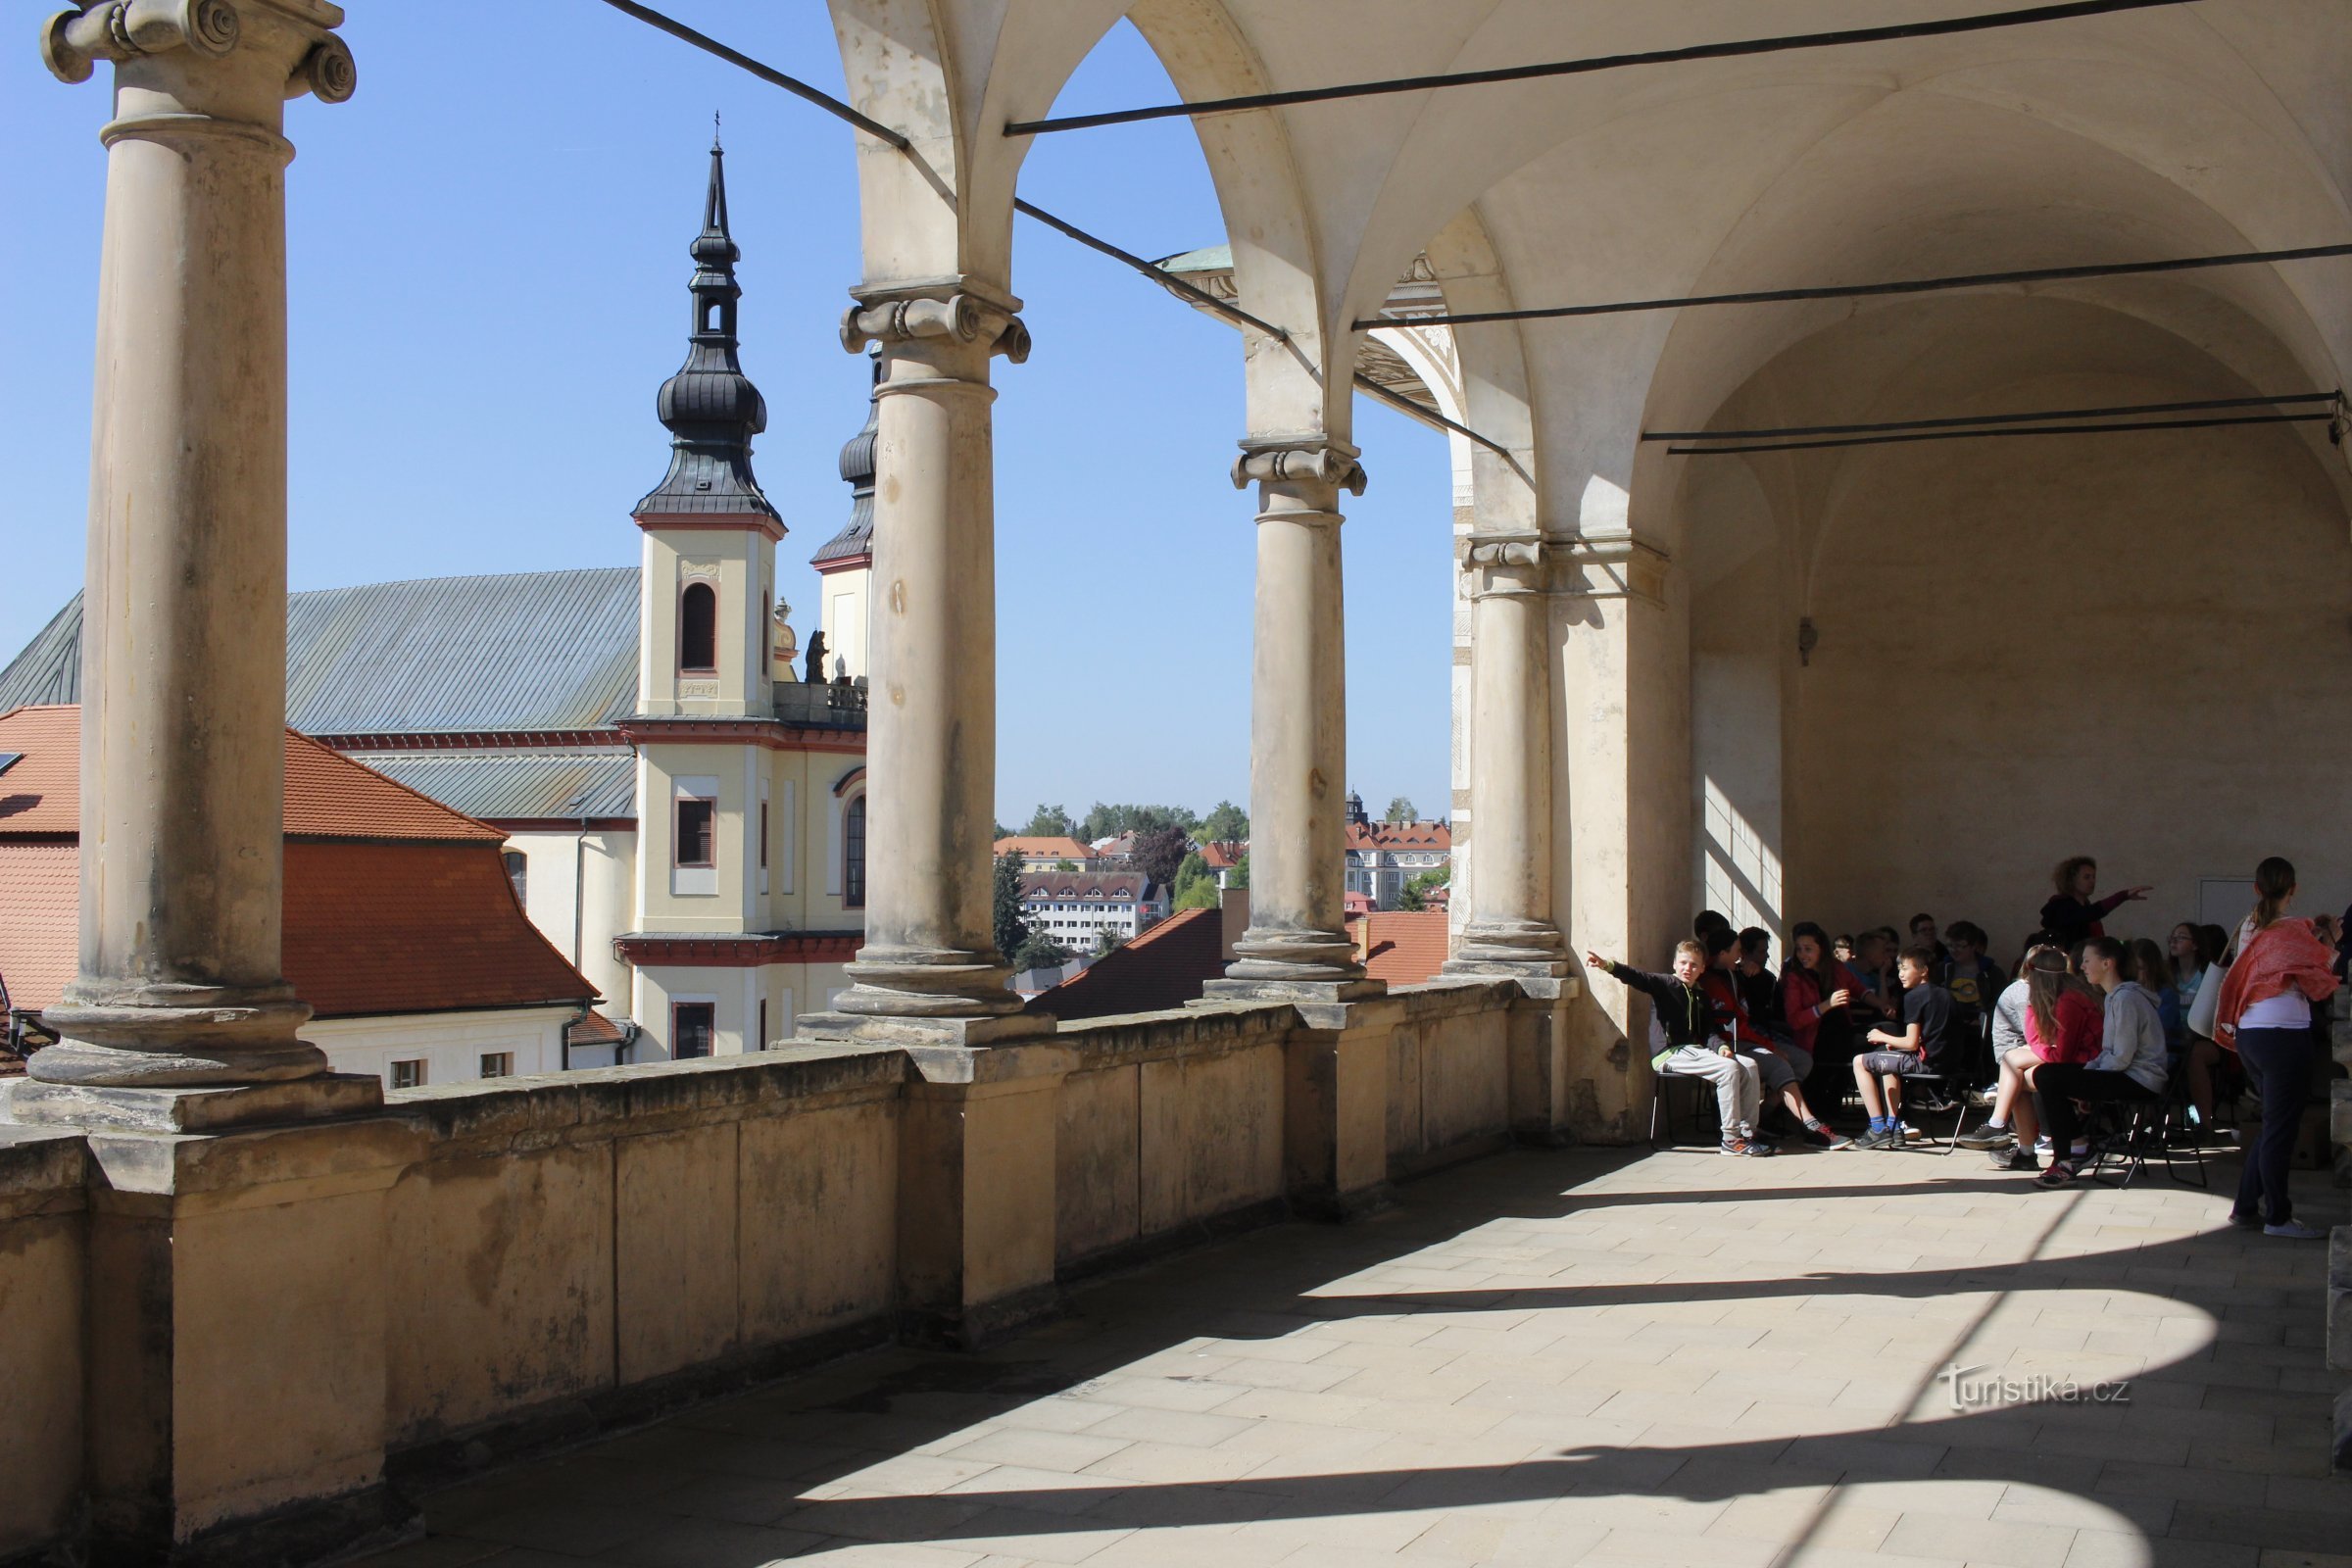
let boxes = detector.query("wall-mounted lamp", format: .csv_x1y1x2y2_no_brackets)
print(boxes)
1797,617,1819,667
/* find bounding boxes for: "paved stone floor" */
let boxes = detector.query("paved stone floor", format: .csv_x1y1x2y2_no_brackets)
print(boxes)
363,1142,2349,1568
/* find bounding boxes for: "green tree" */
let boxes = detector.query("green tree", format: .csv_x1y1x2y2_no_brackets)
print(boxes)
1396,864,1450,911
1011,928,1075,973
1228,851,1250,889
1384,796,1418,824
1198,799,1249,844
1174,877,1221,912
1077,803,1200,843
1022,804,1075,838
992,852,1031,959
1171,849,1210,900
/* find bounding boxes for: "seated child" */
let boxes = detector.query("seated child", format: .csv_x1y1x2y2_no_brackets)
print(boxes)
1846,945,1958,1149
1586,940,1772,1157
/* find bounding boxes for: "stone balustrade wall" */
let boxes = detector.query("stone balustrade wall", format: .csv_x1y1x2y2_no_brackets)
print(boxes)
0,978,1571,1563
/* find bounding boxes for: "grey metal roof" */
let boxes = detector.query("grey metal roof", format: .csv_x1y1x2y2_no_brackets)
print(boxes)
0,598,82,710
5,567,643,733
361,751,637,822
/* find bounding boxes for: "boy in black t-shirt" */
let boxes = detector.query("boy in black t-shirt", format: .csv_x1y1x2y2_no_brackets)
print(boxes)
1846,946,1956,1150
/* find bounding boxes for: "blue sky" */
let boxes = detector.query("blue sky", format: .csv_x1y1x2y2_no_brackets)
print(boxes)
0,2,1453,825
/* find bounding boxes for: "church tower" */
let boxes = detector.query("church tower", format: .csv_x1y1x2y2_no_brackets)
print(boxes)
616,138,868,1064
808,354,877,682
634,133,781,721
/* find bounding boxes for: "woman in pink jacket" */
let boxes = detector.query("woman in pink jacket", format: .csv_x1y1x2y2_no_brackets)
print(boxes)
2216,858,2341,1239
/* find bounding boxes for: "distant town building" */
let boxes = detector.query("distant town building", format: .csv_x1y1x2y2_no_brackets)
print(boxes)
1341,790,1451,910
994,835,1095,871
1200,840,1247,888
0,708,595,1087
1017,870,1166,955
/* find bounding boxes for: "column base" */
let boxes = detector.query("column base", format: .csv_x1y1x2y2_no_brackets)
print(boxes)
1199,976,1387,1005
6,1072,384,1133
1443,956,1572,982
35,985,326,1087
1223,924,1366,988
827,945,1026,1020
794,1010,1055,1049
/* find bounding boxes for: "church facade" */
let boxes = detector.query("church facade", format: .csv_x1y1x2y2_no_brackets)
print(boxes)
0,141,871,1069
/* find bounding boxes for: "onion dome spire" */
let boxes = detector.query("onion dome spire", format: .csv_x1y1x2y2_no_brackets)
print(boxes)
811,350,880,568
635,130,779,522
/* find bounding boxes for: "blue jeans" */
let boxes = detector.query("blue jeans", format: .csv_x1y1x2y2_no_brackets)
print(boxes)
2232,1027,2313,1225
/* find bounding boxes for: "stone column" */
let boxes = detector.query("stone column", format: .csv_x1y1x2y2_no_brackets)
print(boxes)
1446,534,1566,977
1553,534,1683,1144
24,1,364,1115
820,285,1045,1045
1206,439,1378,1001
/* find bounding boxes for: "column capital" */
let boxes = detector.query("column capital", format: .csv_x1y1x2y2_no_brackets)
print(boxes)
1456,532,1548,596
1497,532,1673,606
1232,436,1367,496
42,0,355,103
840,280,1030,365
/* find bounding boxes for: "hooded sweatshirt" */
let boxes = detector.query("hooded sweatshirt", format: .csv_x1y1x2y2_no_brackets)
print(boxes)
2089,980,2170,1094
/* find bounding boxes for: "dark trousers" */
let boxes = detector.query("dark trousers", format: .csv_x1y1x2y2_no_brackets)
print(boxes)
2032,1064,2155,1162
2232,1026,2314,1225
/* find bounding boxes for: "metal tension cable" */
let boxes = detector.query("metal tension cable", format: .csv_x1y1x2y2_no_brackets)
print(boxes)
1663,408,2342,458
592,0,1530,469
1644,390,2341,443
1356,243,2352,331
1006,0,2195,136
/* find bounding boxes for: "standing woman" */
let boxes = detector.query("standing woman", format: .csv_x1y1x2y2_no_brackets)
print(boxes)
2215,858,2342,1239
2039,857,2152,952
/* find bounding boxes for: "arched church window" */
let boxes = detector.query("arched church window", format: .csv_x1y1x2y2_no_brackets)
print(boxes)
843,795,867,908
679,582,717,673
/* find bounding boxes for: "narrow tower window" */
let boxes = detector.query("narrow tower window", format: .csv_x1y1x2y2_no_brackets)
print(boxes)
679,581,717,672
844,795,867,908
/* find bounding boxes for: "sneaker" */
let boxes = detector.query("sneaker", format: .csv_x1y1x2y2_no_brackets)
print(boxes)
2227,1211,2262,1230
2034,1161,2081,1190
2263,1220,2327,1241
1848,1127,1899,1151
2034,1136,2053,1154
1967,1086,1999,1107
1718,1137,1750,1157
1743,1137,1777,1157
1988,1148,2039,1172
1798,1121,1838,1148
1956,1124,2016,1152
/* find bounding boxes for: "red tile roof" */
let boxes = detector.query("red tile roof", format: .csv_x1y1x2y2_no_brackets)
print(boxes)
0,707,591,1020
1020,870,1150,901
1200,841,1245,868
0,840,75,1015
0,706,505,843
1344,821,1452,852
566,1008,627,1047
1348,910,1452,986
1026,907,1224,1021
995,835,1094,862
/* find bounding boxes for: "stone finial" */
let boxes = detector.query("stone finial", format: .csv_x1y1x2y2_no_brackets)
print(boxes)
42,0,355,101
840,292,1031,364
1230,439,1368,496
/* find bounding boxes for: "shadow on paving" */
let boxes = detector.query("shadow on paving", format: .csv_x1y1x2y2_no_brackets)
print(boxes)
405,1144,2347,1566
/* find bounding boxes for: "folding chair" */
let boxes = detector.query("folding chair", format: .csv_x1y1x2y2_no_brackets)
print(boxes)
1648,1062,1722,1149
1888,1069,1971,1151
